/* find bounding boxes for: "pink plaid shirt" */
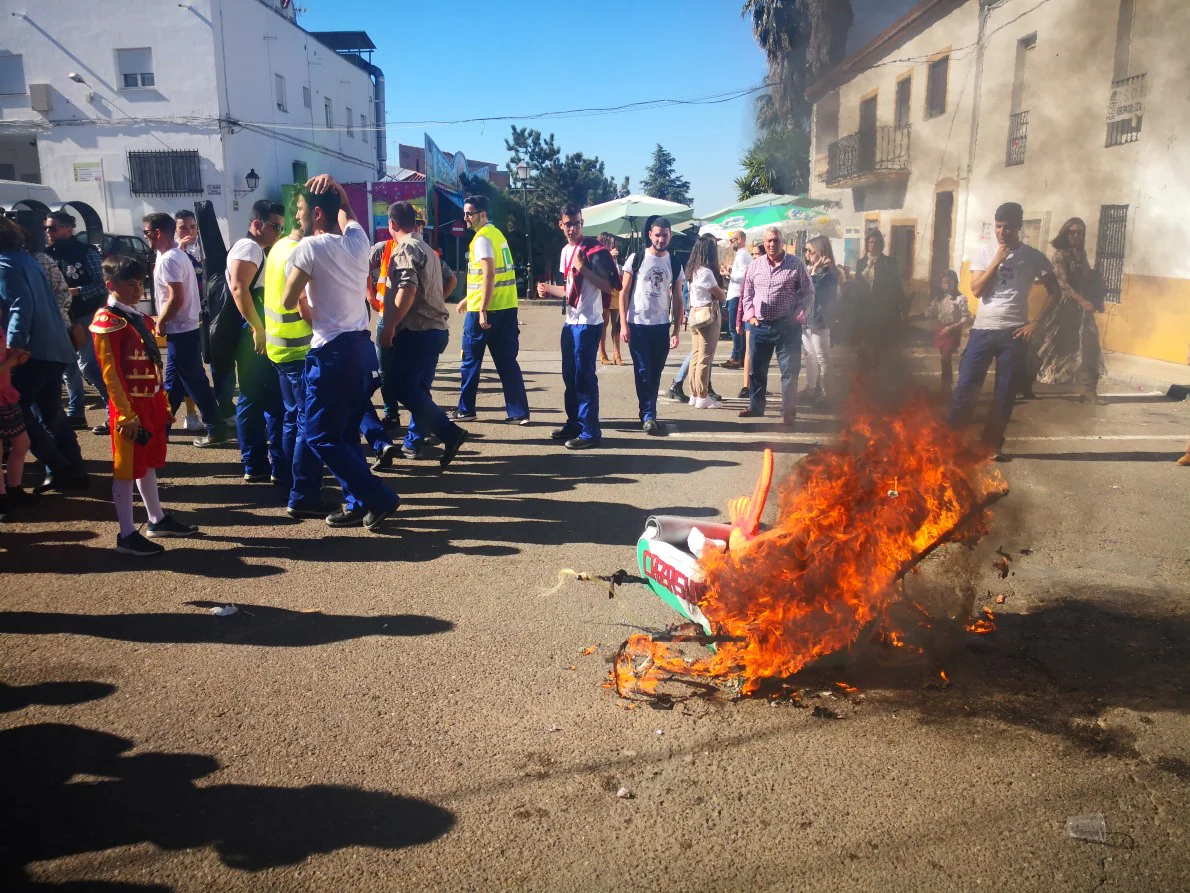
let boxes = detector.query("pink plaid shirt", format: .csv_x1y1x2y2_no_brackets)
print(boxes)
740,252,815,326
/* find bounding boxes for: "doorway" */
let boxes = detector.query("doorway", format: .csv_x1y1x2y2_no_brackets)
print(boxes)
858,96,877,171
929,191,954,294
890,224,916,280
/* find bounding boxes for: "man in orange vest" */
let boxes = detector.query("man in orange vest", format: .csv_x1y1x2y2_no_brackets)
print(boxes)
368,213,401,429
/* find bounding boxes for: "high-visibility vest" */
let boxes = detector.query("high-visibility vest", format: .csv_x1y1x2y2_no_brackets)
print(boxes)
369,239,395,314
263,235,313,364
466,223,518,312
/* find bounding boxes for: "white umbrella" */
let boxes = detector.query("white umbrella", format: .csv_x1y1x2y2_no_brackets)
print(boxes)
581,194,693,238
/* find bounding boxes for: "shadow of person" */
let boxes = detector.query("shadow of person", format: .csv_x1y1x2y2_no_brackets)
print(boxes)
0,680,116,713
0,603,453,647
0,723,455,884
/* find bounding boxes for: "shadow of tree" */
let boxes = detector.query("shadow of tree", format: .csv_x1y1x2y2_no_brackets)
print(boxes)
0,681,116,713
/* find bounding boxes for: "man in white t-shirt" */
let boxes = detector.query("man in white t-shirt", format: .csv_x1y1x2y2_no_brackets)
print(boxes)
227,199,287,485
721,229,750,368
618,216,684,436
142,212,227,447
281,174,399,531
948,201,1059,458
536,204,615,449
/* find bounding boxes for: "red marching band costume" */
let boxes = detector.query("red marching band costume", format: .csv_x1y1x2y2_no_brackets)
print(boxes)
90,304,170,480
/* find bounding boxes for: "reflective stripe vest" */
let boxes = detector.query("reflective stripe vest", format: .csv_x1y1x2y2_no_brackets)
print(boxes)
263,235,313,364
466,223,518,312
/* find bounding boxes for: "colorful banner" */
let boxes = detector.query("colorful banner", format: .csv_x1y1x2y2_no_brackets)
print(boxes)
370,180,427,242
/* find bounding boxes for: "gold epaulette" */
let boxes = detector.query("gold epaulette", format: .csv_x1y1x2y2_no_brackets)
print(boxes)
89,308,128,335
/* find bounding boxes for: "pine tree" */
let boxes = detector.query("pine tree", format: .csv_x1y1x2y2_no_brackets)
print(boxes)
616,176,631,198
640,145,692,205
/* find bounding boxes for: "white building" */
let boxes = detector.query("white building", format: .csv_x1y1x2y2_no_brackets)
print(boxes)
808,0,1190,364
0,0,385,244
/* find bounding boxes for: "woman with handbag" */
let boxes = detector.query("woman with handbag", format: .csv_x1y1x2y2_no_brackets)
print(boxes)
799,236,839,407
685,235,727,409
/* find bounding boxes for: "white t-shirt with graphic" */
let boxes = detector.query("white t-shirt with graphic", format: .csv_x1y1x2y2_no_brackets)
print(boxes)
624,251,685,326
287,221,371,349
727,247,750,301
154,246,201,335
560,243,604,326
970,242,1053,331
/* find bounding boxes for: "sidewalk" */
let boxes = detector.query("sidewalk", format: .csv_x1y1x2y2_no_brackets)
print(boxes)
1103,350,1190,399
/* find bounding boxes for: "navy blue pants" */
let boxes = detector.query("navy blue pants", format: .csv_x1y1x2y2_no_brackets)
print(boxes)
163,328,222,434
375,314,399,419
235,326,285,482
560,323,603,442
948,326,1025,449
390,327,462,451
12,358,85,477
726,296,744,361
458,308,529,420
304,330,398,514
748,316,802,423
627,322,671,424
275,359,325,511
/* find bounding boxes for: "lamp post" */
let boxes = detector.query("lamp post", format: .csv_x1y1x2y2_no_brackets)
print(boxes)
234,169,260,199
516,161,532,296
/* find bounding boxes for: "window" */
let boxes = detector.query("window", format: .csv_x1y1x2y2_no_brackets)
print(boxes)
1095,205,1128,304
895,76,911,127
324,98,333,128
303,85,311,108
346,107,353,137
292,161,308,184
128,150,202,196
0,53,26,95
275,74,287,112
117,48,155,89
925,56,949,119
360,114,366,139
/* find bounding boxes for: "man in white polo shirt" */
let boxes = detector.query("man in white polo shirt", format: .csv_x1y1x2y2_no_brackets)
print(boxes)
280,175,399,531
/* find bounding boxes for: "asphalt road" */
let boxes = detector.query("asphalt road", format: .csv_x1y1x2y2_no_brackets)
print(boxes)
3,305,1189,892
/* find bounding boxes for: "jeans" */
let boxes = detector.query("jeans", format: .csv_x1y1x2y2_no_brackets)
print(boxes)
389,327,461,451
748,316,802,423
726,296,745,360
234,327,285,481
63,359,86,417
560,322,603,441
275,359,325,510
12,358,85,477
359,398,394,456
801,326,831,393
375,314,400,418
627,322,671,423
304,330,398,514
163,329,222,434
948,327,1026,449
458,308,529,420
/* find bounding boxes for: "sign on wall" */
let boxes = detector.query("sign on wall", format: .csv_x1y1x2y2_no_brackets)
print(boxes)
370,180,427,241
72,161,102,183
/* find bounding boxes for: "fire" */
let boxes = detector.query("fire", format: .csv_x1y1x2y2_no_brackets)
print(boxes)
615,400,1005,697
939,669,950,686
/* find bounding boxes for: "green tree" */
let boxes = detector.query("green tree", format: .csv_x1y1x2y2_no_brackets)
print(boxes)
735,128,812,200
616,176,631,199
640,145,692,205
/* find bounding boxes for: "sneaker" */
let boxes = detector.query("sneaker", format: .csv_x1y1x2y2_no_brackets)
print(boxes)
700,398,724,410
508,416,531,426
382,413,403,430
146,514,199,538
400,444,423,460
116,530,165,557
643,419,668,437
440,430,469,468
193,430,229,449
182,414,205,433
243,472,271,484
363,507,395,531
565,437,600,451
448,409,477,422
91,423,110,436
423,434,441,447
551,426,581,441
737,386,749,399
326,507,366,528
373,444,401,469
688,395,700,407
287,503,338,519
665,382,686,402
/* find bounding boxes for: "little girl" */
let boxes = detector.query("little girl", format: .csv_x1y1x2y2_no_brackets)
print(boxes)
926,269,973,396
0,310,34,520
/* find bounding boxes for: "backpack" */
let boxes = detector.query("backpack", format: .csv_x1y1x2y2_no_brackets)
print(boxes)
575,237,621,298
203,260,261,372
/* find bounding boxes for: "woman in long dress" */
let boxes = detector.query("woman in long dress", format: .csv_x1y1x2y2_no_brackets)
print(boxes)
1032,218,1105,402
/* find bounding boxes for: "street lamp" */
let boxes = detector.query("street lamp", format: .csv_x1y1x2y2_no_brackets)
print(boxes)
516,161,532,296
234,169,260,199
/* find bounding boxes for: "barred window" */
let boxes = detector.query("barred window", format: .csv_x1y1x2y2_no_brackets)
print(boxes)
346,107,353,136
128,150,202,196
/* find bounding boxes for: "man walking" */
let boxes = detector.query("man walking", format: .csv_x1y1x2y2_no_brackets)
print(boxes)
721,229,750,369
452,194,529,424
281,174,398,531
43,211,109,432
738,227,815,427
227,199,286,485
143,213,227,447
378,200,469,465
949,202,1060,459
536,204,615,450
619,216,684,437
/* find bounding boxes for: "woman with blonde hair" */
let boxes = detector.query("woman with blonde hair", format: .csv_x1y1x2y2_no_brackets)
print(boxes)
684,234,726,408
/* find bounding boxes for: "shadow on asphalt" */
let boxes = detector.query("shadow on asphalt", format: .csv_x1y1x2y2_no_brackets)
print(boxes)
0,602,453,647
0,717,455,888
1008,451,1182,463
0,680,116,713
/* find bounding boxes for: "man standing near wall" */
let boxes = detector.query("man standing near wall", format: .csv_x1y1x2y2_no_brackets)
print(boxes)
721,229,750,369
175,209,221,431
451,194,529,424
948,202,1059,460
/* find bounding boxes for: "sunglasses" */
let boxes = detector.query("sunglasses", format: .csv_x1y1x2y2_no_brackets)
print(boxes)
43,225,58,232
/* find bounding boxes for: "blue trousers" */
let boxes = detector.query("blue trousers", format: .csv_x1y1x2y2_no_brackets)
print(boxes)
13,358,85,476
561,323,603,441
948,327,1025,448
627,322,671,423
275,359,325,511
304,330,398,514
389,327,461,450
235,327,285,481
726,296,745,361
458,308,529,420
359,394,394,456
63,335,109,415
375,314,400,418
163,329,222,434
748,316,802,422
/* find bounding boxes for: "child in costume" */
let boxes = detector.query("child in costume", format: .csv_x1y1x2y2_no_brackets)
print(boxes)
92,255,199,555
0,307,34,520
925,269,974,397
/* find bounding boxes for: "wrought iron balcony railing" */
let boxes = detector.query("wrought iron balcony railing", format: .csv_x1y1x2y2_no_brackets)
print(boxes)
823,125,911,186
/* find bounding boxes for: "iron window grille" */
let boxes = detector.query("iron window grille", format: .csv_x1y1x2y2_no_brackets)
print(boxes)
1006,111,1029,166
127,150,202,197
1094,204,1128,304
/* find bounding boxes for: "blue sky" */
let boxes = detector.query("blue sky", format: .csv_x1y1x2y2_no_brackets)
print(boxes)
299,0,912,216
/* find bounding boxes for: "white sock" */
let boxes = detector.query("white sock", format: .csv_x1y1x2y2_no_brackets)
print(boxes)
113,478,136,536
136,469,165,524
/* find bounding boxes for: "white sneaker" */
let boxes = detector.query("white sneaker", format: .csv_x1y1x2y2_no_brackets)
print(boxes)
688,395,700,407
700,398,724,410
182,414,204,433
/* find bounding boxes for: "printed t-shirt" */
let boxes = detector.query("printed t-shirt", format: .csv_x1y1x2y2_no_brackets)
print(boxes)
970,242,1053,330
623,251,684,326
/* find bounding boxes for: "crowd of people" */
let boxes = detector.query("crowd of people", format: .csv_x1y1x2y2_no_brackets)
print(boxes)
1,182,1186,544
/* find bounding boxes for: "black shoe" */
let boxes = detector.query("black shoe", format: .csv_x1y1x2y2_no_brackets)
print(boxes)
708,388,722,402
737,386,749,399
0,494,11,522
440,430,469,468
326,507,366,528
400,444,424,460
382,413,403,430
737,409,762,418
34,472,90,494
116,531,165,557
287,503,338,519
565,437,600,450
423,434,441,447
91,423,110,436
67,415,88,430
146,514,199,538
448,409,477,422
373,444,401,469
7,487,39,508
363,507,395,531
643,419,668,437
665,382,686,402
551,426,581,441
243,472,270,484
193,430,229,448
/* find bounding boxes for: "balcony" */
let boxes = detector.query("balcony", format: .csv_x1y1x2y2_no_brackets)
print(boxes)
1106,73,1145,147
822,125,911,187
1005,110,1029,166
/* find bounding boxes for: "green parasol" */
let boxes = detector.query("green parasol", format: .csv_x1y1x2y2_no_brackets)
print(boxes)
702,193,838,235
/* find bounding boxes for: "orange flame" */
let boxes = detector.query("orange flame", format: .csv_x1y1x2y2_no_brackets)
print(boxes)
940,669,950,686
615,400,1004,697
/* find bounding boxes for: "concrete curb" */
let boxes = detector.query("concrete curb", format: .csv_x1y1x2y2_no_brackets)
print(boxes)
1103,351,1190,400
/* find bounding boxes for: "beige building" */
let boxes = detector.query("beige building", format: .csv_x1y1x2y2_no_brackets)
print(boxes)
808,0,1190,364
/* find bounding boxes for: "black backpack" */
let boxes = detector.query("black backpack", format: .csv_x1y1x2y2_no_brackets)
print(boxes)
204,261,261,372
625,247,683,299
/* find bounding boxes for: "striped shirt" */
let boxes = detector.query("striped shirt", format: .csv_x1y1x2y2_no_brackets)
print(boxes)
740,252,815,325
